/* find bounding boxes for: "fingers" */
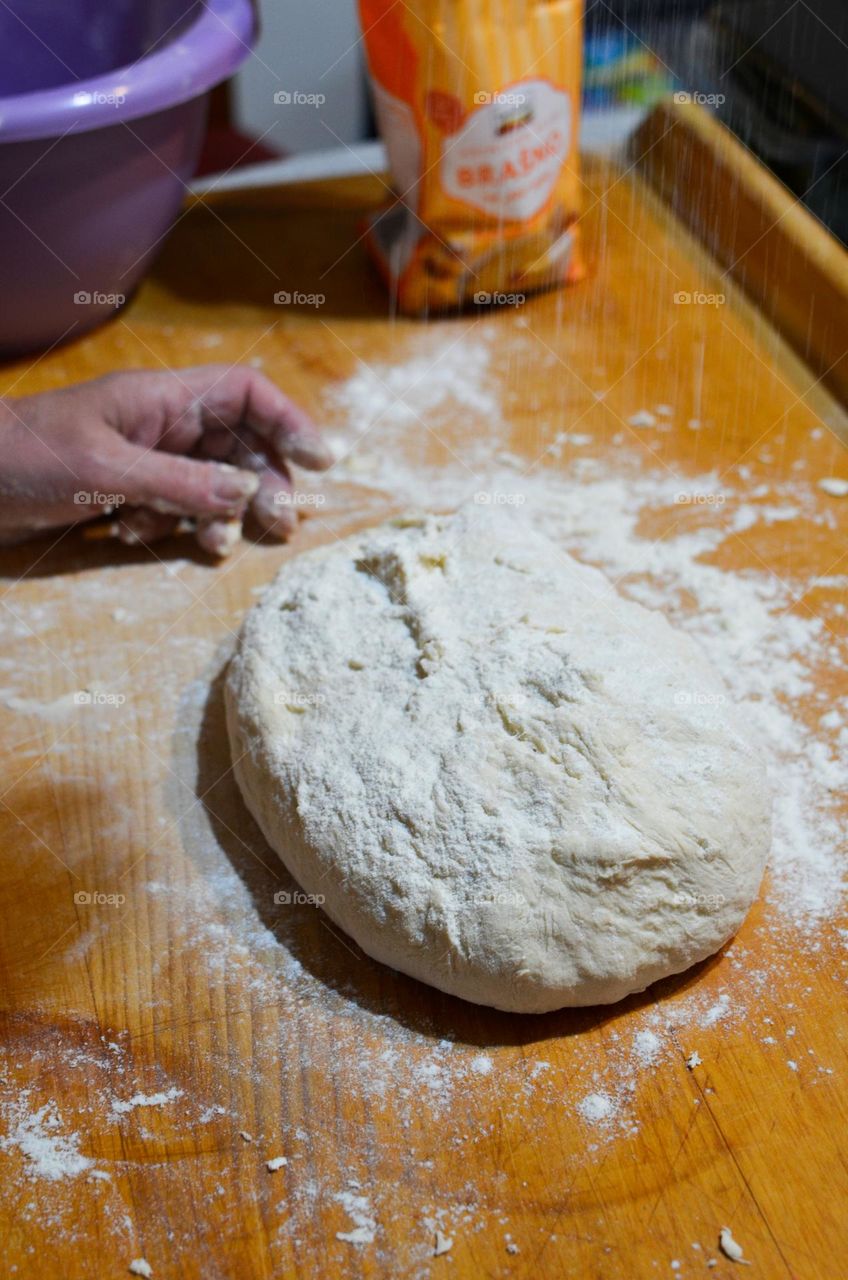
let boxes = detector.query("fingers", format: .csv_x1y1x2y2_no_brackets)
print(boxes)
197,427,235,460
195,469,301,556
251,466,298,539
0,367,327,554
178,365,334,472
100,373,329,557
230,433,299,540
113,439,260,520
116,477,302,564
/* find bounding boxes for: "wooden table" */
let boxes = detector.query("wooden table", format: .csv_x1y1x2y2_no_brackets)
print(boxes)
1,107,847,1279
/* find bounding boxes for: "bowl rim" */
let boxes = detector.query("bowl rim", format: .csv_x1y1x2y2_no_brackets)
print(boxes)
0,0,256,142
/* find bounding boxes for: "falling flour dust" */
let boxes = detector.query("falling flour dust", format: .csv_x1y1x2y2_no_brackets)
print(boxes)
0,320,845,1270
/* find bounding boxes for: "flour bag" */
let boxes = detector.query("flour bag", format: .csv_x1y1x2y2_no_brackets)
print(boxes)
358,0,585,313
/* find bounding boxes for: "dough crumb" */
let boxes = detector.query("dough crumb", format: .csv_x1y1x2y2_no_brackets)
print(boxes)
719,1226,751,1265
818,477,848,497
266,1155,288,1171
628,410,657,427
685,1051,702,1070
434,1230,453,1256
129,1261,153,1278
203,517,242,558
239,1131,253,1142
337,1226,375,1245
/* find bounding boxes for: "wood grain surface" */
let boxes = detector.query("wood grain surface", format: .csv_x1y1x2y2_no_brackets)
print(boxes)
0,135,846,1280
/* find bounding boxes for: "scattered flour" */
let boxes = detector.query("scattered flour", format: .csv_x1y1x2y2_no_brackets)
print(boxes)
628,410,657,427
322,339,847,924
0,1093,93,1181
1,321,845,1267
577,1092,617,1124
334,1188,378,1245
700,995,732,1028
111,1087,183,1118
632,1030,662,1066
330,336,500,438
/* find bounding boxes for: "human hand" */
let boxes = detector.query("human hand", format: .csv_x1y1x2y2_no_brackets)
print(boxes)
0,365,333,555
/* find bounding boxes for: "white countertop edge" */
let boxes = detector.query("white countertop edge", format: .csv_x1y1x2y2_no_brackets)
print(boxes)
190,107,649,195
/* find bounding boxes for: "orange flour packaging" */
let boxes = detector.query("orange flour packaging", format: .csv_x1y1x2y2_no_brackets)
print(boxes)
358,0,585,313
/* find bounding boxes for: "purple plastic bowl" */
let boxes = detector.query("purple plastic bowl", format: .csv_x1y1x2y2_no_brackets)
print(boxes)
0,0,256,355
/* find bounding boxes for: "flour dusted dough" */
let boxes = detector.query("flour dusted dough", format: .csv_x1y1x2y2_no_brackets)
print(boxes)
226,508,770,1013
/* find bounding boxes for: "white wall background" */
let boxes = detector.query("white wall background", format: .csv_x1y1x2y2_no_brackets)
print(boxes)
233,0,370,154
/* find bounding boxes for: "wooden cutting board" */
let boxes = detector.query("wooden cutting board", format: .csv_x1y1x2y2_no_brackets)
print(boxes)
1,104,846,1279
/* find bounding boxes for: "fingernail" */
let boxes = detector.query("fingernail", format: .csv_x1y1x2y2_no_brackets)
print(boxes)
281,432,335,470
214,463,261,505
253,488,297,535
253,486,290,518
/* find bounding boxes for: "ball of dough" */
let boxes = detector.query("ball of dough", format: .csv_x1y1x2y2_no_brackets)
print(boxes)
226,508,770,1013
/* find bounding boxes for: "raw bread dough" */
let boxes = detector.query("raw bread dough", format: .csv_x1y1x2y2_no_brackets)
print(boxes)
226,507,770,1013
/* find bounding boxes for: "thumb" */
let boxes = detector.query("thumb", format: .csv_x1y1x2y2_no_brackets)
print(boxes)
112,442,259,518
